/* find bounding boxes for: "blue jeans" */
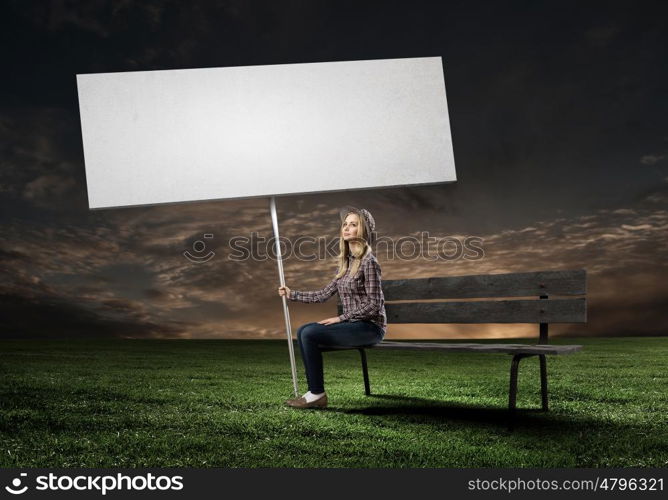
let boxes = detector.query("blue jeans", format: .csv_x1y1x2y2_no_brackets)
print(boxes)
296,320,384,394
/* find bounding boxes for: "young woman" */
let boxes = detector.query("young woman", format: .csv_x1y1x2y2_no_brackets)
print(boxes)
277,206,387,409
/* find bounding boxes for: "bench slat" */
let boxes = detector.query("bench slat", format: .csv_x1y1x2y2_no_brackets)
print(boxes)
321,341,583,355
384,298,586,323
382,269,586,300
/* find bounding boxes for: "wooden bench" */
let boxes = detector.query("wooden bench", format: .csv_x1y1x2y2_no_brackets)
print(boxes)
322,269,587,428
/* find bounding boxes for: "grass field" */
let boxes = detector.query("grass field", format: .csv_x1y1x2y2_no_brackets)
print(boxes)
1,337,666,467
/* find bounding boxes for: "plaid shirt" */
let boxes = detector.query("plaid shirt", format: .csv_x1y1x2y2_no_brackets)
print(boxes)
289,253,387,335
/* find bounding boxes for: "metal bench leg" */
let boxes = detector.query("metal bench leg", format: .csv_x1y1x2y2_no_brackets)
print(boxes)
539,354,548,411
509,354,521,414
508,353,532,430
358,348,371,396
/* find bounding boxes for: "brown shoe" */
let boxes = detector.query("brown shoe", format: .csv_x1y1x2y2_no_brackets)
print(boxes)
284,394,328,409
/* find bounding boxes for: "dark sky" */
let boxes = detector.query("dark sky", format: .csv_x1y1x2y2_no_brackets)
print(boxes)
1,0,667,339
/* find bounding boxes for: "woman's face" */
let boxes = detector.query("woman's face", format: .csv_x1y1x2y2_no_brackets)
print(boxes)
342,213,361,242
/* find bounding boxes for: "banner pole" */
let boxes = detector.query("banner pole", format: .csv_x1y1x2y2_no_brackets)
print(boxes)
270,196,300,397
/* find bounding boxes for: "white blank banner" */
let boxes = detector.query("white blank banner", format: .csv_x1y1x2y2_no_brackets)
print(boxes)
77,57,456,209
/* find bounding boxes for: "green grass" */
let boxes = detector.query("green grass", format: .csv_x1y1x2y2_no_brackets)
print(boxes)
1,337,666,467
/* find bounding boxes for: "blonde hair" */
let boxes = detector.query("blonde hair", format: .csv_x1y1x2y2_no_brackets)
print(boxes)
335,212,372,279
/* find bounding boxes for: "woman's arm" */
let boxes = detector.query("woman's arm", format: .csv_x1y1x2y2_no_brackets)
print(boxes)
289,276,339,303
337,259,382,321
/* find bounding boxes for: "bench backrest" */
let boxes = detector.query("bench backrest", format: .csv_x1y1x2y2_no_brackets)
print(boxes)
337,269,587,343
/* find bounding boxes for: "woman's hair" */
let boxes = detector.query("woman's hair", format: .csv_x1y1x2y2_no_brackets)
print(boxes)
334,210,373,279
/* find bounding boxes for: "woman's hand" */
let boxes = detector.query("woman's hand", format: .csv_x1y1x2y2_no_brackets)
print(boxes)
317,316,341,325
277,285,291,298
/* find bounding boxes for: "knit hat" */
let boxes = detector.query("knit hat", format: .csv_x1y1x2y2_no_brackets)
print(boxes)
339,205,377,247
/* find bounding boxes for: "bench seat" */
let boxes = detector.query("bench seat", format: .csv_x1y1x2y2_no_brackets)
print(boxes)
322,341,583,355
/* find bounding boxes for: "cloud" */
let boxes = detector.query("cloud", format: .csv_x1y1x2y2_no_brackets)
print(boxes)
2,1,668,339
2,184,668,339
585,23,621,48
0,292,186,339
0,197,328,338
640,154,666,165
23,174,77,204
0,109,87,214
